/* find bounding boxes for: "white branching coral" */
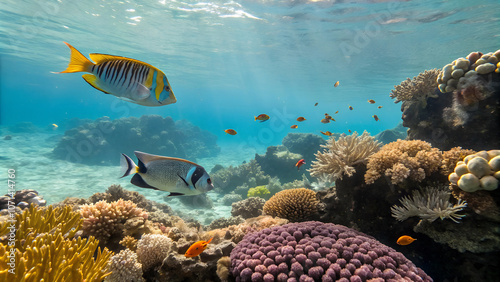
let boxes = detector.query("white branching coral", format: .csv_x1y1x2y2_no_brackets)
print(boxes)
308,131,381,180
391,186,467,223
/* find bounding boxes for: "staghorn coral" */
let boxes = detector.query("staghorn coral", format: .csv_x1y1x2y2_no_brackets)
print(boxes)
391,186,467,223
0,204,111,282
80,199,148,244
390,69,441,107
106,249,145,282
365,139,443,185
231,197,266,219
0,204,81,250
230,221,432,281
136,234,172,272
263,188,319,222
309,131,381,180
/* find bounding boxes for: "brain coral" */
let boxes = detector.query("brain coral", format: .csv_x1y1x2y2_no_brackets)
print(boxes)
365,139,443,185
230,221,432,282
263,188,319,222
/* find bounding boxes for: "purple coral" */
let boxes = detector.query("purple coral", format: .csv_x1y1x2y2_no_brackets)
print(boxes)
230,221,432,282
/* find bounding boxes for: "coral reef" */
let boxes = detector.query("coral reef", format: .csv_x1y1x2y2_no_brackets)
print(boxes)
441,147,477,175
217,256,231,281
374,122,407,144
364,139,443,185
231,197,266,219
449,150,500,192
137,234,173,272
282,133,327,173
0,205,111,281
390,69,441,107
391,186,467,223
401,50,500,151
0,189,46,211
211,160,272,195
309,131,381,180
106,249,145,282
247,185,271,199
80,199,148,244
255,145,304,183
119,235,138,251
208,216,245,230
51,115,220,165
221,193,243,206
263,188,320,222
230,221,432,281
414,214,500,253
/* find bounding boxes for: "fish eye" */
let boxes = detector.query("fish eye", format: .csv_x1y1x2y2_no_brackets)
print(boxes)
207,178,211,184
164,85,170,91
195,247,199,250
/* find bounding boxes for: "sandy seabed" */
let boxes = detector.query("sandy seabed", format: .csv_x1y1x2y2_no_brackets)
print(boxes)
0,131,261,225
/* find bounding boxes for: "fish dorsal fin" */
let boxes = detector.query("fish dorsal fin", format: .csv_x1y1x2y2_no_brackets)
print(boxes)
89,53,160,70
134,151,200,166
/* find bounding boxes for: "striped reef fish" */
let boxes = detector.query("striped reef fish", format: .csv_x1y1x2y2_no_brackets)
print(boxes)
58,42,176,107
120,151,213,196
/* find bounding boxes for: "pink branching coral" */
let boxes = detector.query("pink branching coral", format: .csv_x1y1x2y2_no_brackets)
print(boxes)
365,140,443,185
80,199,148,243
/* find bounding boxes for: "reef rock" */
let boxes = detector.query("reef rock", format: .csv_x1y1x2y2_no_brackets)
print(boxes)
51,115,220,165
282,132,326,164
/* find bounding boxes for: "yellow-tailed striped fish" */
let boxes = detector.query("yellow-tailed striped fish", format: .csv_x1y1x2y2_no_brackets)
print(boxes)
57,42,176,107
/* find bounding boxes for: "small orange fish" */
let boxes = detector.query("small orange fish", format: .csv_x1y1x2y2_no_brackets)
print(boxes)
368,99,376,104
373,115,379,121
320,118,330,124
255,114,270,122
378,106,383,109
185,238,213,257
291,125,298,129
334,81,340,87
295,159,305,170
224,129,237,135
334,111,339,114
314,102,318,106
397,235,416,246
348,106,353,110
324,114,333,120
348,129,352,133
320,131,333,136
296,117,306,122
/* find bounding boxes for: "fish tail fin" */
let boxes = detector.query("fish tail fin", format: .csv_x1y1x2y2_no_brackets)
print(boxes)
58,42,94,73
254,116,257,120
120,153,138,178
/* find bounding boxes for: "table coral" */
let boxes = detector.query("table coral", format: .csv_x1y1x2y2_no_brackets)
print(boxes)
390,69,441,107
230,221,432,281
365,139,443,185
309,131,381,180
263,188,319,222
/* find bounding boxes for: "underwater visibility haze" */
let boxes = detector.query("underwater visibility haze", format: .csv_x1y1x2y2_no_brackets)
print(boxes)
1,0,500,281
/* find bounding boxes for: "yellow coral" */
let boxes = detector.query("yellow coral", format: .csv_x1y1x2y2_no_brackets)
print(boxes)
309,131,381,180
247,185,271,199
365,139,443,185
119,235,138,251
390,69,441,107
263,188,319,222
0,205,111,281
441,147,476,175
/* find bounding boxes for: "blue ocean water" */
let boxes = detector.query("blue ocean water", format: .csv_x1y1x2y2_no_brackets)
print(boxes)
1,0,498,148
